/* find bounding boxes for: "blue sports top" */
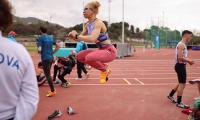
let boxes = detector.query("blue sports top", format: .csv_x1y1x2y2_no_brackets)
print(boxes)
86,19,110,48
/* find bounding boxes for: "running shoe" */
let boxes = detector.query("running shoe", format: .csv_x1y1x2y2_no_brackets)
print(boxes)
38,79,46,87
48,110,62,120
194,96,200,100
176,102,190,109
61,82,71,88
46,90,56,97
189,79,200,84
99,67,111,84
167,96,176,103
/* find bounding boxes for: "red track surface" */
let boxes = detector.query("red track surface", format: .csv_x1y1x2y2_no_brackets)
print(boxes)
32,48,200,120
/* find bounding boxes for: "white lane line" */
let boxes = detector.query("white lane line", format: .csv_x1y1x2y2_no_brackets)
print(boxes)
70,83,189,86
74,69,175,71
134,78,144,85
43,83,190,86
123,78,132,85
82,69,199,71
69,73,200,76
67,77,198,80
114,60,173,62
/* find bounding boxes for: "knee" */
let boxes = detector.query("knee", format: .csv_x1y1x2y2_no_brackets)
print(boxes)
76,54,84,62
85,55,95,63
179,83,186,89
58,75,62,80
183,84,186,88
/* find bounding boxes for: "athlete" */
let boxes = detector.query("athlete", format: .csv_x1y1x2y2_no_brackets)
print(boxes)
168,30,194,109
68,1,117,84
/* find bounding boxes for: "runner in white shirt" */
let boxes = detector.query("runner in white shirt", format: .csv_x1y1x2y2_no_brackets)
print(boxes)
167,30,194,109
0,0,39,120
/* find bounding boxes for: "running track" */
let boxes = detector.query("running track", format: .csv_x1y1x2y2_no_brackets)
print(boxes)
32,48,200,120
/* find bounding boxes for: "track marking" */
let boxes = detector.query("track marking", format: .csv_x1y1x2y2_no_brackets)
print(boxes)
134,78,144,85
82,68,200,71
46,83,189,86
123,78,132,85
114,60,173,62
72,73,200,75
137,73,200,75
76,68,175,71
68,77,198,80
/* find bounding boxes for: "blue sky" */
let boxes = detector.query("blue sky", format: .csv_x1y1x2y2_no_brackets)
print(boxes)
10,0,200,32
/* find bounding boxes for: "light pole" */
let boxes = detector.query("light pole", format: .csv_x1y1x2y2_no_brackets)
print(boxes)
82,0,85,30
108,0,111,27
122,0,125,43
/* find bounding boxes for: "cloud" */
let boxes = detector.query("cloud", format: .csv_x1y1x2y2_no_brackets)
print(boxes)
9,0,200,30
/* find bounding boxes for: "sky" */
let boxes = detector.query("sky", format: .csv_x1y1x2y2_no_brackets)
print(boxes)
10,0,200,31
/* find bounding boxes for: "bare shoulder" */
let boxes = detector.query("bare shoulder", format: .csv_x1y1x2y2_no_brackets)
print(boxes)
96,19,105,25
96,19,107,31
178,42,185,47
177,43,185,49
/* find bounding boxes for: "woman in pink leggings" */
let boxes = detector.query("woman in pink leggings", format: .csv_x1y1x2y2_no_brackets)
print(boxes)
68,1,117,84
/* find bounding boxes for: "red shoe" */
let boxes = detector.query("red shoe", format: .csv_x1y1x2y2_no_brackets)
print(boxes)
181,108,192,115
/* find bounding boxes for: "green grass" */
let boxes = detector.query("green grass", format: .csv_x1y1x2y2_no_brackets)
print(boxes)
25,45,37,53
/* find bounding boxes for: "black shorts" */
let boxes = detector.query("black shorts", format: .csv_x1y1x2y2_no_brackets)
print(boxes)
175,63,187,84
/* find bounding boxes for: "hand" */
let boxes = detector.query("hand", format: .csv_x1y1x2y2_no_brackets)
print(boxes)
188,60,194,65
38,46,41,54
67,30,78,40
70,50,77,55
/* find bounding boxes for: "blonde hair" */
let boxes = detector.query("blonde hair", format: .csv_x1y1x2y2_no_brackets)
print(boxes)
87,1,101,14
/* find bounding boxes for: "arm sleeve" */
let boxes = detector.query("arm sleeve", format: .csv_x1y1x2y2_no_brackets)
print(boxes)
38,36,42,47
14,50,39,120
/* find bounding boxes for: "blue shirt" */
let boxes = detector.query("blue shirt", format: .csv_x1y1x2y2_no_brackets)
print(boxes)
7,35,16,42
75,41,88,53
38,34,54,61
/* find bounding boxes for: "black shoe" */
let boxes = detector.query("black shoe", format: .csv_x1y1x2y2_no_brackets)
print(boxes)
189,79,200,84
48,110,62,120
176,103,189,109
167,96,176,103
61,82,71,88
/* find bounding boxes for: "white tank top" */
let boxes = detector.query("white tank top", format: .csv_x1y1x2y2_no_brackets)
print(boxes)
175,41,188,64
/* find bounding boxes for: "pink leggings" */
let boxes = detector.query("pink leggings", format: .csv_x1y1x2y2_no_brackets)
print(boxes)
76,45,117,72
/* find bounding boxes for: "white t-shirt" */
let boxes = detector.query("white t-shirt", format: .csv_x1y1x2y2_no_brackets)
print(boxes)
0,31,39,120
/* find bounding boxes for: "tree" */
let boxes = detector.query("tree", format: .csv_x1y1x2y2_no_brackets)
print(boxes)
130,25,135,34
136,27,140,33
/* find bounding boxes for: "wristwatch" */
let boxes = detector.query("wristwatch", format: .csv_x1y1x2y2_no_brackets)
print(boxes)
75,34,79,39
